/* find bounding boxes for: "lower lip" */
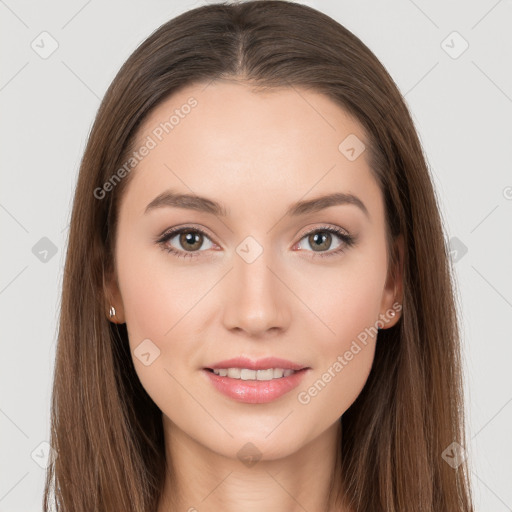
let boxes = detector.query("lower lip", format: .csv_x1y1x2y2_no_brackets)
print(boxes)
203,368,309,404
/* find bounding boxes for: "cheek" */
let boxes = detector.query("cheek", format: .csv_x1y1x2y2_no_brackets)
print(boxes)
297,340,376,426
115,239,214,408
293,255,385,346
293,259,385,417
295,298,379,423
116,236,209,342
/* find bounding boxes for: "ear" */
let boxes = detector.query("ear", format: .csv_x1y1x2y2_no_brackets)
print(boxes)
379,233,404,329
103,267,126,324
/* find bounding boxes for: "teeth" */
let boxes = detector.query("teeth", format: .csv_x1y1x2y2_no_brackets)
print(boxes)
211,368,297,380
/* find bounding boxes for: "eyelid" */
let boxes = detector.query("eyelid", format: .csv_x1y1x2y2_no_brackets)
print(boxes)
294,223,351,240
156,223,216,242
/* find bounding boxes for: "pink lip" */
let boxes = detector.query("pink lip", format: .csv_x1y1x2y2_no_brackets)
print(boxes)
202,367,310,404
205,356,308,371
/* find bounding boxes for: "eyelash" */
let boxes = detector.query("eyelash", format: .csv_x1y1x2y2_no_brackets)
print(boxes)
156,225,356,260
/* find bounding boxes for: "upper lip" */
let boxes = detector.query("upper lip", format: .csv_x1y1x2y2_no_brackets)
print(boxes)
205,356,309,371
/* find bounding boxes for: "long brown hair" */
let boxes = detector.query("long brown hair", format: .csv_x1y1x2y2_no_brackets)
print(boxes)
44,1,474,510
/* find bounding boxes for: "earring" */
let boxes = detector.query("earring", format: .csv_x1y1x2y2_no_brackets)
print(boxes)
389,304,402,318
109,305,116,319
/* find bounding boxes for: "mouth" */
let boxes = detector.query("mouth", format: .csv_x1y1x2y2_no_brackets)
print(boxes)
202,356,310,403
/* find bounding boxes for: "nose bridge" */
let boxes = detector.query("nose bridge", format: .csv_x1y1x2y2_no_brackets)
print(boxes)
236,238,276,294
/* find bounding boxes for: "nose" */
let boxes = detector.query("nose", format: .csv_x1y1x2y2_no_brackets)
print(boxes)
221,246,291,338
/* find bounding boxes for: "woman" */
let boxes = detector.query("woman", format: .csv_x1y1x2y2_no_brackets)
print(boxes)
44,1,474,511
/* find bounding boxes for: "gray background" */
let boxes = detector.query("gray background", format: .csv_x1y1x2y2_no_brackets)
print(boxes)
1,0,511,510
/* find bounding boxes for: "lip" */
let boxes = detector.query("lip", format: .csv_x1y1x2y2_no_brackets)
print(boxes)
204,356,308,371
203,367,310,404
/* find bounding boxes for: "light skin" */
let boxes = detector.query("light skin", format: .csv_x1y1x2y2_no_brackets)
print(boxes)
105,79,403,512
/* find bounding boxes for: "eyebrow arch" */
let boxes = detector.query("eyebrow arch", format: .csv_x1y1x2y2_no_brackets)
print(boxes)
144,190,369,218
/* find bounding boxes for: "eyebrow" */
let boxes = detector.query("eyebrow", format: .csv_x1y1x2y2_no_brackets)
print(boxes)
144,190,369,218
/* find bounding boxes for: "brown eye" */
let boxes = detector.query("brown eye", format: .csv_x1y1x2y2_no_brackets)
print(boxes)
179,230,204,251
307,231,333,252
157,227,215,259
295,226,356,259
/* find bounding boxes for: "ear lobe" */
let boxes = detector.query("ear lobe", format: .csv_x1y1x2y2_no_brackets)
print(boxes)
102,269,125,323
380,233,404,329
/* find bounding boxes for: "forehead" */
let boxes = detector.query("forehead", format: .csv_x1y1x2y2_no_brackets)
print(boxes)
135,79,367,162
123,80,382,221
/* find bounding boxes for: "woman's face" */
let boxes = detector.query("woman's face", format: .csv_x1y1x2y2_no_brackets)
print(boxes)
107,80,402,460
